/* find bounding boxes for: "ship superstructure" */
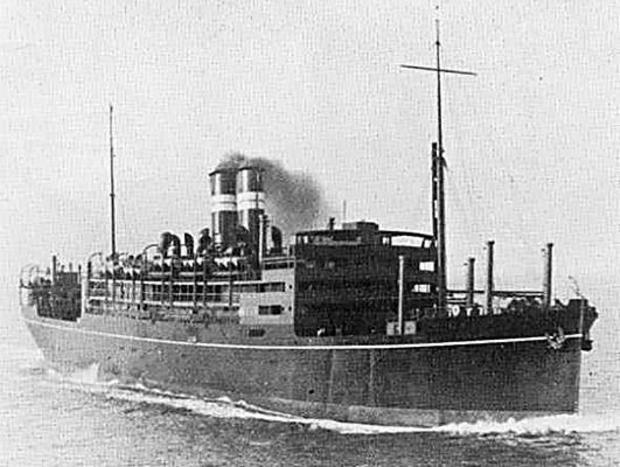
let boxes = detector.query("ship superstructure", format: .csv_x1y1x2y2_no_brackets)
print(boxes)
74,161,441,341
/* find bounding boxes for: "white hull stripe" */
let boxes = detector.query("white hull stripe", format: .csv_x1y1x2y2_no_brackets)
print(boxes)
23,318,583,351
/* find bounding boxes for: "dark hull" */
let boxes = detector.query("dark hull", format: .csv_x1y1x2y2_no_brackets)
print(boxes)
21,304,587,427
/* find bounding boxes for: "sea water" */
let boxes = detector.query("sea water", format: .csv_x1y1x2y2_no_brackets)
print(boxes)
1,282,619,466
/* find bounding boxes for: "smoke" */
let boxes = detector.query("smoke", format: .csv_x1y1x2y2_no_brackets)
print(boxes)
219,153,329,238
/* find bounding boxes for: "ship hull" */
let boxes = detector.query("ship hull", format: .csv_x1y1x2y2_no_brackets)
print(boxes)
21,303,585,427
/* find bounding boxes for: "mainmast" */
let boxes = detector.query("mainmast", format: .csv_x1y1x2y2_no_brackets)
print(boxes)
401,21,476,313
109,104,117,260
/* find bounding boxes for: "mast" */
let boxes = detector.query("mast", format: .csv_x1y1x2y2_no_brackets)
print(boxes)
434,21,447,313
109,104,117,260
401,21,476,314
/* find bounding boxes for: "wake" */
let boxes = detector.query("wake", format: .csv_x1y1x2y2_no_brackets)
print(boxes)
44,363,620,436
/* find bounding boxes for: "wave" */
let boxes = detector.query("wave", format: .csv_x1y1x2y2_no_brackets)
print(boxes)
98,385,620,436
107,388,620,436
40,367,620,436
435,413,620,436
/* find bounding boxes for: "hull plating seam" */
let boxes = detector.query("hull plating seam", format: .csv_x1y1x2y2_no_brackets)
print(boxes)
23,318,582,350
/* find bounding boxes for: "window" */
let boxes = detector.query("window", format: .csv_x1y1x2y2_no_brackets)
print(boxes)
258,305,283,315
263,260,295,270
248,328,266,337
236,283,285,293
259,282,285,293
420,261,435,272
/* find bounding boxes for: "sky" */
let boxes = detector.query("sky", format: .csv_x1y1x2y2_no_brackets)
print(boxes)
0,0,618,303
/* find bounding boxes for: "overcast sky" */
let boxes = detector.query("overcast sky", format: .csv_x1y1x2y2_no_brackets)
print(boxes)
1,0,618,302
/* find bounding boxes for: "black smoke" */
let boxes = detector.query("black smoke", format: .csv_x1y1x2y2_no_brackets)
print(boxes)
219,153,329,238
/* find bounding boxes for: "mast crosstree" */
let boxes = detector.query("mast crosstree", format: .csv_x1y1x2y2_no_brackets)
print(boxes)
401,20,476,314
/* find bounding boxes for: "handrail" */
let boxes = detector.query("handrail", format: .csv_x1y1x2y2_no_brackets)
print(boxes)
87,296,239,307
448,289,543,298
88,278,280,286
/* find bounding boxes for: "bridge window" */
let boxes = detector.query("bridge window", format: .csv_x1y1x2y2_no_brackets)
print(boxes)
258,305,283,315
263,260,295,270
259,282,285,292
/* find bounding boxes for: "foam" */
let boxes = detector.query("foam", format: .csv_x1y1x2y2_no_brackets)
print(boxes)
41,368,620,436
436,413,620,436
104,387,620,435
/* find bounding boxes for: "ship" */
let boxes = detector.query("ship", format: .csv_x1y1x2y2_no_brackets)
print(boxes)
18,28,597,427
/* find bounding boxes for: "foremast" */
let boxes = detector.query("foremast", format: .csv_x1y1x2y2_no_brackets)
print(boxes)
401,21,476,314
